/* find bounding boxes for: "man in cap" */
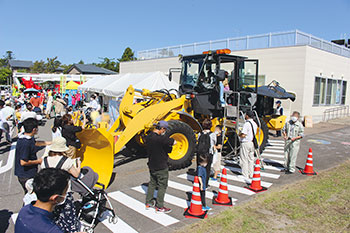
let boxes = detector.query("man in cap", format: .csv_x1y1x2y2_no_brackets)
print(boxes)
145,120,176,213
239,111,258,180
282,111,304,174
275,100,284,137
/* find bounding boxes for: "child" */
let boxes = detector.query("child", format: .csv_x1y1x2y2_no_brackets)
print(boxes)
52,117,62,140
211,125,223,181
197,154,212,211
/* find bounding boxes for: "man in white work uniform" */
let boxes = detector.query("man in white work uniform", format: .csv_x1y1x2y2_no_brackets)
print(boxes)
239,111,258,180
282,111,304,174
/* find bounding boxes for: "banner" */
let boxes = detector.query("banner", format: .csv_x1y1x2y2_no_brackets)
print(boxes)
60,76,67,93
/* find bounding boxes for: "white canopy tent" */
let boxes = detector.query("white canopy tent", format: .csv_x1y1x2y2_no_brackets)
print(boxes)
78,75,120,93
78,71,178,97
13,73,100,83
102,72,178,97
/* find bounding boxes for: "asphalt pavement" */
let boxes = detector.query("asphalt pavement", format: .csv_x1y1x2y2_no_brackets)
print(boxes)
1,118,350,233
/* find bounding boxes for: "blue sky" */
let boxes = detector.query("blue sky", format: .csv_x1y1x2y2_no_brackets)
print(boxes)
0,0,349,64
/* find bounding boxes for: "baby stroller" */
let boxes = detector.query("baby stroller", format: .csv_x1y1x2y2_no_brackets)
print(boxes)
71,167,118,233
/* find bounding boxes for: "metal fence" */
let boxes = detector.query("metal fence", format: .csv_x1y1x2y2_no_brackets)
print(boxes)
323,105,350,121
137,30,350,60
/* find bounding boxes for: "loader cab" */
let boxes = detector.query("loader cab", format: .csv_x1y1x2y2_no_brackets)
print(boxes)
177,49,259,117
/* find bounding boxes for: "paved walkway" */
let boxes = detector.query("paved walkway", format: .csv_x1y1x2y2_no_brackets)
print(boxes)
1,119,350,233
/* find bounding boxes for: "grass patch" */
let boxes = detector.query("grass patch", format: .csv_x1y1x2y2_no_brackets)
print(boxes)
178,160,350,233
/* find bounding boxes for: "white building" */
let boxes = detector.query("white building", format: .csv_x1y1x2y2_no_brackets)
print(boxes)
120,30,350,122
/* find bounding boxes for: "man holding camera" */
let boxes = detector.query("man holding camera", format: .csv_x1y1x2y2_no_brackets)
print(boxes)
145,121,176,214
282,111,304,174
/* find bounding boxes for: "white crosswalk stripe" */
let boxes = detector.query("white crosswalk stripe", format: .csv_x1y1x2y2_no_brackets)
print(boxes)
101,216,138,233
266,145,285,149
223,165,280,179
132,185,189,209
262,164,285,171
178,174,256,195
263,158,284,165
268,142,285,146
262,152,284,159
263,149,284,154
269,140,285,143
108,191,179,226
178,171,273,187
167,180,239,202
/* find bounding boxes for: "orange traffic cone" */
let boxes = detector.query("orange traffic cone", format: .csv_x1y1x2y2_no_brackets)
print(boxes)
300,148,317,175
212,168,233,206
245,159,268,193
184,176,208,219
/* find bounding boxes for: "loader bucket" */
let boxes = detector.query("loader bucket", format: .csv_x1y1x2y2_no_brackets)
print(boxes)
76,128,114,188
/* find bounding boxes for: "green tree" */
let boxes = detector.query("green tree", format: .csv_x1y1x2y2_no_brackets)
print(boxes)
115,47,137,72
95,57,118,72
4,51,14,65
31,60,46,73
118,47,136,62
0,58,7,67
78,60,84,64
0,67,12,84
46,56,61,73
61,64,72,74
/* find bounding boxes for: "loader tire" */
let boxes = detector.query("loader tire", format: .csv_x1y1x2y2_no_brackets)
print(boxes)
165,120,196,170
257,118,269,154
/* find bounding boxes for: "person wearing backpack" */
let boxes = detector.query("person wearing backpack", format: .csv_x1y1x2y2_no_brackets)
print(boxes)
239,111,258,180
197,119,217,188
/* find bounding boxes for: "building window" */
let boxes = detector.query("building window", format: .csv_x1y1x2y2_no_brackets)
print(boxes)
342,81,347,105
313,77,321,105
313,77,347,106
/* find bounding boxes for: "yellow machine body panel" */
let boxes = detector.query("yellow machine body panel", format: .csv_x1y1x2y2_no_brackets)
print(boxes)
113,92,187,155
263,115,287,130
75,86,193,187
76,127,114,187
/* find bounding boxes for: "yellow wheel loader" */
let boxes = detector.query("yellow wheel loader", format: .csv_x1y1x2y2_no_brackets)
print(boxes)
76,49,281,187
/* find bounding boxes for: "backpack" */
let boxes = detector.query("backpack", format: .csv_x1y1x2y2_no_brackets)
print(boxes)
196,131,211,154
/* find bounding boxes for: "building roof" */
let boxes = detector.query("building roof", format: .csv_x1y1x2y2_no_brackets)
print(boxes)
67,64,117,75
8,60,33,69
55,66,65,72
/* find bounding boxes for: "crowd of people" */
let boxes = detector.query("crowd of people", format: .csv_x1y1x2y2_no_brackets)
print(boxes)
0,87,105,232
2,85,305,232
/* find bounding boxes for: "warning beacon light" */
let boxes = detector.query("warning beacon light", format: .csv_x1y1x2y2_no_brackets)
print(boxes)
202,49,231,55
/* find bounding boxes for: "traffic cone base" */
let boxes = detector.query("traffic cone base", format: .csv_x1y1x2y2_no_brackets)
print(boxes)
244,185,268,193
299,170,317,176
184,208,208,219
212,196,233,206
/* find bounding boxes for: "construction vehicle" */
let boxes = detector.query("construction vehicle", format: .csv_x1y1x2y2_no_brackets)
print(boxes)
76,49,279,187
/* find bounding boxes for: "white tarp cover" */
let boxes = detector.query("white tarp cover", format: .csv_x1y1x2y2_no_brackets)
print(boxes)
102,71,178,97
88,75,120,93
78,75,119,92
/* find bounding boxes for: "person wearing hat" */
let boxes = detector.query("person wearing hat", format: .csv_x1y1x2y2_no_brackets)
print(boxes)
145,120,176,213
239,111,258,180
275,100,284,137
41,137,81,178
